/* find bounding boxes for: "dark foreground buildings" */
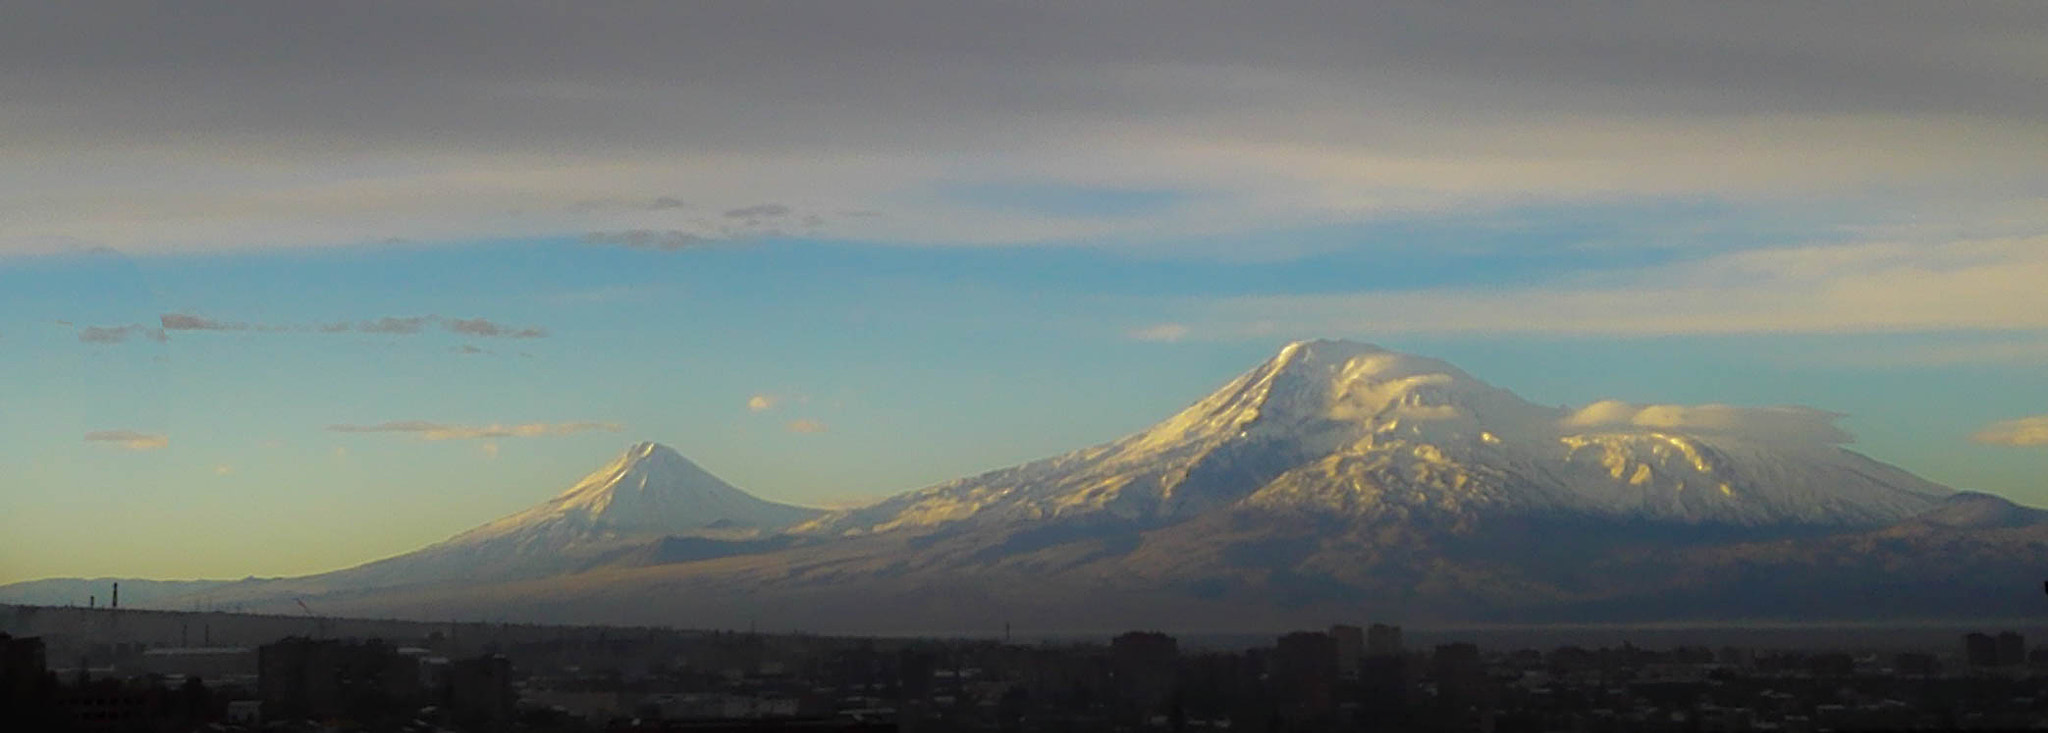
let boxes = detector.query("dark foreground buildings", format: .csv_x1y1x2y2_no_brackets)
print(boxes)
22,607,2048,731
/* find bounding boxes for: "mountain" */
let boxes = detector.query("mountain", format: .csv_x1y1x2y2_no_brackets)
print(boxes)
219,442,824,595
799,340,1947,536
153,340,2037,632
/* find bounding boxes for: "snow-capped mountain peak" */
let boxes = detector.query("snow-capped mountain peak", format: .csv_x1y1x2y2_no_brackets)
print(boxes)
800,340,1950,535
452,441,821,546
280,442,826,590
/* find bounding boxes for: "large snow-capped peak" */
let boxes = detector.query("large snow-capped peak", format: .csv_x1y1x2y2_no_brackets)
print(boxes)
1128,339,1555,453
798,339,1950,535
452,441,822,546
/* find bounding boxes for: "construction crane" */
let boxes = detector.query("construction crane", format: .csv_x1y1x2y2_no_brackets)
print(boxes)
295,598,329,638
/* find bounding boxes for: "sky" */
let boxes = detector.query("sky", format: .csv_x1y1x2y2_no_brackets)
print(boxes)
2,1,2046,584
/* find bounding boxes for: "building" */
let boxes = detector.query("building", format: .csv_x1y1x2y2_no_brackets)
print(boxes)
1110,631,1178,724
134,647,255,679
2,634,57,727
1432,643,1487,709
1997,632,2027,667
1367,623,1404,657
258,637,423,723
448,655,516,732
1330,624,1365,676
1273,632,1340,723
1965,633,1998,668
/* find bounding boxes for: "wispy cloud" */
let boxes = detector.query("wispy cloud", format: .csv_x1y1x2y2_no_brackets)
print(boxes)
84,430,168,451
724,203,792,220
582,202,843,252
5,4,2041,256
1179,235,2048,338
568,196,688,214
583,230,714,252
445,317,546,339
354,316,431,335
78,325,166,344
141,313,547,339
326,420,623,441
747,394,778,412
1972,416,2048,447
1128,323,1191,342
1562,401,1852,445
160,313,250,331
321,417,614,440
785,419,828,434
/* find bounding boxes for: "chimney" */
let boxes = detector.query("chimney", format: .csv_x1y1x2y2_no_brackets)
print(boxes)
112,582,119,609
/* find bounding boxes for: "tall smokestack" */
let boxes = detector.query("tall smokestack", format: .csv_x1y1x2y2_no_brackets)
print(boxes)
112,582,119,609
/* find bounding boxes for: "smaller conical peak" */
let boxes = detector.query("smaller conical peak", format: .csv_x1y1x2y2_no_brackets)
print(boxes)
625,441,674,460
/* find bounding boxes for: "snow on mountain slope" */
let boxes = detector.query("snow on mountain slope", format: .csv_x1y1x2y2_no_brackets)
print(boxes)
288,442,823,589
452,441,820,546
799,340,1950,535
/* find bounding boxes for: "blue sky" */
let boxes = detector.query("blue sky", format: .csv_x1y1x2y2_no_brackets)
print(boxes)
3,2,2046,583
6,217,2046,582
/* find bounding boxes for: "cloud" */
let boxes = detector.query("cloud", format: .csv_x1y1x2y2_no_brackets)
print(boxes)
584,230,714,251
444,317,545,339
1184,235,2048,337
326,420,623,441
479,442,501,459
568,196,688,213
78,325,166,344
6,3,2039,256
213,463,233,475
1971,416,2048,447
160,313,250,331
1560,400,1853,445
1128,323,1191,342
84,430,168,451
785,419,828,434
356,316,432,334
724,203,792,220
135,313,549,339
747,394,778,412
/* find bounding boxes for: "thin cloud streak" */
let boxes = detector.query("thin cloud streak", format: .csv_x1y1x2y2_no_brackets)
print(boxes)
147,313,547,339
1128,323,1191,342
78,325,166,344
84,430,168,451
326,420,624,441
1185,236,2048,338
785,419,828,434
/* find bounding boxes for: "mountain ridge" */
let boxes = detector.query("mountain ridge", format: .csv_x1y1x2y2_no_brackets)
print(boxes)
32,338,2037,632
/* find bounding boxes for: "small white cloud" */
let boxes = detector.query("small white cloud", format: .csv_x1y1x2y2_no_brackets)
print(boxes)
480,442,501,459
213,463,233,475
84,430,169,451
785,419,828,434
1561,400,1853,445
747,394,778,412
1129,323,1191,342
1972,416,2048,447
